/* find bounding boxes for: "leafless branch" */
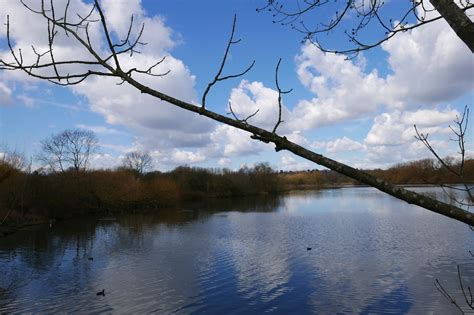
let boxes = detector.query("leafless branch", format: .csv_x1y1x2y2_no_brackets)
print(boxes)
435,265,474,314
258,0,474,58
414,105,473,209
1,0,167,87
1,0,473,227
227,101,260,125
435,277,465,314
414,125,458,176
272,58,292,133
201,14,255,109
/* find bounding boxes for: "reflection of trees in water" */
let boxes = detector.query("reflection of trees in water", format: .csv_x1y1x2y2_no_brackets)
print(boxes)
185,195,283,214
0,219,104,310
0,195,283,309
113,195,284,230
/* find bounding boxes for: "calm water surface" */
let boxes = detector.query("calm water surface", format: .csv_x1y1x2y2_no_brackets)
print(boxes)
1,187,473,314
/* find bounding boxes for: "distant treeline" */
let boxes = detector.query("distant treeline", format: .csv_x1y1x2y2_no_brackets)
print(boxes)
0,157,473,225
281,158,474,188
0,162,279,224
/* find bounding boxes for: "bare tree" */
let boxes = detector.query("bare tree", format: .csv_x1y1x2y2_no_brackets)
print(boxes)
415,105,473,209
0,1,473,225
0,147,26,172
413,106,474,314
122,151,153,175
38,129,98,173
257,0,474,58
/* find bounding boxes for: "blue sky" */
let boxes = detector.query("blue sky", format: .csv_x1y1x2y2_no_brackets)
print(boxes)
0,0,473,171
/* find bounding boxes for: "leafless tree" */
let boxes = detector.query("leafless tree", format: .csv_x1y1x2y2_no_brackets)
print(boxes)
258,0,474,58
0,1,473,225
122,151,153,175
37,129,98,173
0,146,26,172
414,106,474,314
415,105,473,209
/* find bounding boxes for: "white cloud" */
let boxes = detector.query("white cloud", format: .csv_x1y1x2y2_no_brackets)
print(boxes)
400,108,459,126
0,82,12,106
75,124,126,135
171,149,206,164
229,80,290,132
218,158,231,167
382,15,474,105
291,14,472,129
0,0,104,82
17,94,35,108
358,107,462,168
101,0,176,55
279,154,312,171
89,153,121,170
364,112,409,146
210,125,269,157
292,44,390,129
325,137,364,153
365,108,459,147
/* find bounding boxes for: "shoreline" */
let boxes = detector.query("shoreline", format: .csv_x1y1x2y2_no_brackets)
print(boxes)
0,183,470,237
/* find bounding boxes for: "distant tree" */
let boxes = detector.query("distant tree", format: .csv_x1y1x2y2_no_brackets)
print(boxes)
0,147,26,171
0,147,27,183
122,151,153,175
38,129,98,173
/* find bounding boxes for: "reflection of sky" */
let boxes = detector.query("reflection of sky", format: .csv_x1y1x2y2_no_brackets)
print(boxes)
0,188,473,313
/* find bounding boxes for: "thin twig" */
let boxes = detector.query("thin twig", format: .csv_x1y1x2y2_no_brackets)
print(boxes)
272,58,292,133
201,14,255,109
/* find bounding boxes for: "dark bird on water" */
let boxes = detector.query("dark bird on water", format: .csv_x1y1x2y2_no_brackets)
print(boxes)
88,257,93,261
97,289,105,296
307,247,312,251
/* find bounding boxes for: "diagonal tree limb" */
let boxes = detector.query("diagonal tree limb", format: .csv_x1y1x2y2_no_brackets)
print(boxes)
2,0,473,226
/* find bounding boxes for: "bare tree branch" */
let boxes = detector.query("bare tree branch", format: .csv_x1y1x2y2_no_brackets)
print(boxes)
1,1,473,226
122,151,153,175
415,105,473,209
201,14,255,109
227,101,260,125
258,0,474,58
430,0,474,52
272,58,292,133
38,129,98,173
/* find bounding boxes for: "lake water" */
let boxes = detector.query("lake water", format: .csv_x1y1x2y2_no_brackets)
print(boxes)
0,187,473,314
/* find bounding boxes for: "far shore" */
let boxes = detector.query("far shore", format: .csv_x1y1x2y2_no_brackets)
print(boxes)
1,183,470,238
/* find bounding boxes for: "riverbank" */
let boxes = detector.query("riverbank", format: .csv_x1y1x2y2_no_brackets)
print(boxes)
1,158,472,234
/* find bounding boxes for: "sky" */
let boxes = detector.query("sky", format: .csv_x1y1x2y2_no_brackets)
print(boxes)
0,0,473,172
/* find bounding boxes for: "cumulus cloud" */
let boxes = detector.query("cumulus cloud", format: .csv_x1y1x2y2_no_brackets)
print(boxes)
292,44,390,129
101,0,176,55
364,109,458,147
325,137,364,153
382,6,473,105
400,108,460,126
89,153,122,170
147,148,206,168
279,154,312,171
75,54,214,147
359,108,460,168
0,0,104,82
291,14,473,129
209,125,269,157
229,80,291,131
